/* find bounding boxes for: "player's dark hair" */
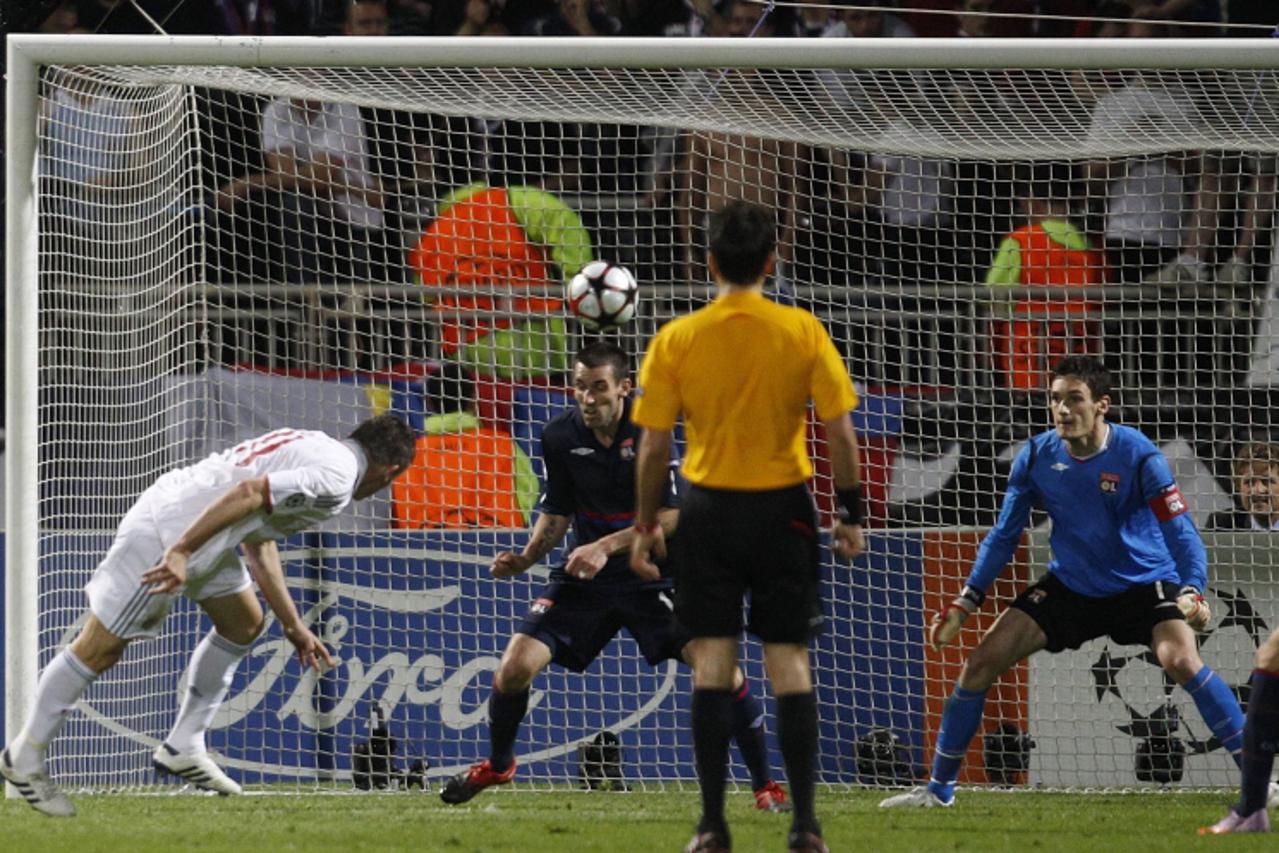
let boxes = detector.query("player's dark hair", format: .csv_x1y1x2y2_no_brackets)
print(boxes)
426,361,475,415
576,341,630,382
349,414,416,469
708,200,777,286
1051,355,1112,400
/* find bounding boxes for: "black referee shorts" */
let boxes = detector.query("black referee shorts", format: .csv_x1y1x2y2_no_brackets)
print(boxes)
674,483,823,644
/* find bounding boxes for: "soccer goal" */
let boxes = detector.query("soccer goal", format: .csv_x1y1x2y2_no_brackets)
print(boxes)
7,32,1279,795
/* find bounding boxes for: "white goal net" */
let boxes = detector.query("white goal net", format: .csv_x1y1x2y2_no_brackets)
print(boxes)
7,34,1279,794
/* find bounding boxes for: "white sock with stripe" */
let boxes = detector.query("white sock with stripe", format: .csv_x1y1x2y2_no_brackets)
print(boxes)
10,649,98,775
165,631,253,755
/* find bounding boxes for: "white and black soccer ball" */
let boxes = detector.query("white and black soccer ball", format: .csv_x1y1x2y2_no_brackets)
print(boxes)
567,261,638,331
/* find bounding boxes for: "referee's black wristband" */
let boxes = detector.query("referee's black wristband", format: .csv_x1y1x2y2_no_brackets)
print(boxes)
836,486,865,526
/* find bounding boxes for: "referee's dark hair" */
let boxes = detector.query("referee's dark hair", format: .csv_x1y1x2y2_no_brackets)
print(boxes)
349,413,416,468
1051,355,1112,401
575,341,630,383
708,199,777,286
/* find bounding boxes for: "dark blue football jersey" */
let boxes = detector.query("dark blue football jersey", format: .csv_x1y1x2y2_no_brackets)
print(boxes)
968,423,1207,597
538,397,679,586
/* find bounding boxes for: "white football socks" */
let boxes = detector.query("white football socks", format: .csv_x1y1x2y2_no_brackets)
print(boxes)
10,648,98,774
165,631,253,755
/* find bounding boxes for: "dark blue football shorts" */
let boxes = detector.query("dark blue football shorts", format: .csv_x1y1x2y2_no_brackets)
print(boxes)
516,577,691,672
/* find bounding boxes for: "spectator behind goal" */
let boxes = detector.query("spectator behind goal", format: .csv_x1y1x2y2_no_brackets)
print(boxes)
391,362,539,529
1204,442,1279,532
984,168,1107,391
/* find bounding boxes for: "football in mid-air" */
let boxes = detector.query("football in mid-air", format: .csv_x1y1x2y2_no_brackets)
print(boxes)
567,261,638,331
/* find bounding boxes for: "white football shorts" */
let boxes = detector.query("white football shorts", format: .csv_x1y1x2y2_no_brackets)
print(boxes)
85,519,252,641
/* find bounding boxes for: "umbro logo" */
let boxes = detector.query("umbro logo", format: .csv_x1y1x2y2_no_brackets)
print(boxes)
1051,462,1069,471
571,447,595,456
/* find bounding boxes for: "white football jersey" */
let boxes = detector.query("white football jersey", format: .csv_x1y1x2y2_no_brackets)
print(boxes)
134,428,364,582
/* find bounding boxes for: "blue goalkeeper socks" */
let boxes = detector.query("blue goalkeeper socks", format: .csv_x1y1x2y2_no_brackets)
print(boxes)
927,686,988,803
1238,669,1279,817
1184,665,1245,763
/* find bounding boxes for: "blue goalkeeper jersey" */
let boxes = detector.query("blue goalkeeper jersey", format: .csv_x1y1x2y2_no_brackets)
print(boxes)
966,422,1207,597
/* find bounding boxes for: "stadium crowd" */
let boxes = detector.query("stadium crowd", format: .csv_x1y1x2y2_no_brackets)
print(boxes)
25,0,1279,531
32,0,1279,323
27,0,1277,40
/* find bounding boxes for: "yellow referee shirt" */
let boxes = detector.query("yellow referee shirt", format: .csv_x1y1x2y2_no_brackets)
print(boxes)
633,289,858,490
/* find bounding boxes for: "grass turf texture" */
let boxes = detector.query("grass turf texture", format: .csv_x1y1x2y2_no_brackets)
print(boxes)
0,786,1265,852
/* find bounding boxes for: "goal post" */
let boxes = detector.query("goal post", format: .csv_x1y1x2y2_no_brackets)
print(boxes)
8,32,1279,795
5,34,42,792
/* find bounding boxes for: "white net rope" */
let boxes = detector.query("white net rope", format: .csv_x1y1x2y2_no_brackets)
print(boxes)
22,51,1279,793
94,64,1279,157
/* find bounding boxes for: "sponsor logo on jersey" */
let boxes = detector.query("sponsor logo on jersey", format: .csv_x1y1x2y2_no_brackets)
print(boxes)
531,597,555,614
619,437,635,461
1099,472,1121,494
1051,462,1069,471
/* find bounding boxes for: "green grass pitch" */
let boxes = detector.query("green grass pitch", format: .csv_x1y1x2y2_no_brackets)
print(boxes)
0,786,1266,852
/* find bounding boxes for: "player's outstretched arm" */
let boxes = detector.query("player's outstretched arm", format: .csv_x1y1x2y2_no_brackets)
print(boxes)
243,539,336,671
492,512,571,578
142,477,271,594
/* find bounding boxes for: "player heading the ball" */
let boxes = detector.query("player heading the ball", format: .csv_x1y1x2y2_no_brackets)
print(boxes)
1,416,415,817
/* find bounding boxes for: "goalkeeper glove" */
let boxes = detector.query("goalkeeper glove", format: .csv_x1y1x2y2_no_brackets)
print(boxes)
928,585,984,651
1176,585,1211,632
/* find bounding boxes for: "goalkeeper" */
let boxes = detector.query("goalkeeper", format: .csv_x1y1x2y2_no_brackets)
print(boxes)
882,356,1255,809
439,341,791,813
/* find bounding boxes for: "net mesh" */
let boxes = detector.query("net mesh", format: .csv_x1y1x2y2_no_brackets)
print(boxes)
19,49,1279,793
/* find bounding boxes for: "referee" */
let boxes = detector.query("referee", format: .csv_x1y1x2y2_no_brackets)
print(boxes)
629,200,864,853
